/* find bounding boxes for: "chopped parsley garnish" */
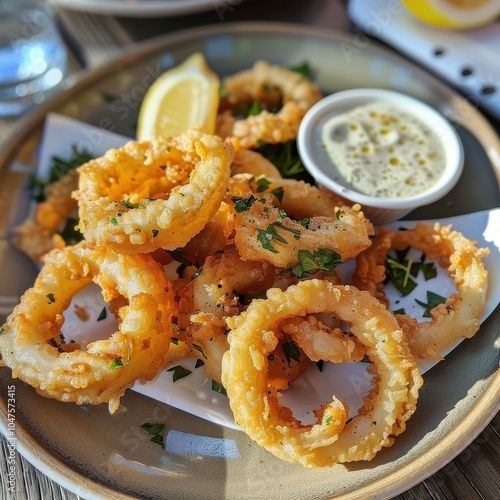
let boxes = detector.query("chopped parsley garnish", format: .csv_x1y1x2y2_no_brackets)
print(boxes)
282,340,301,365
110,343,131,369
192,343,207,359
167,365,192,382
152,229,159,238
171,337,179,345
256,177,271,193
324,415,333,426
257,223,288,253
290,62,312,78
97,307,107,321
166,248,194,267
392,308,406,315
0,326,4,335
110,217,118,225
141,422,165,447
195,359,205,369
316,360,324,372
415,291,447,318
257,141,310,180
211,380,227,396
32,145,93,202
291,248,342,278
386,250,438,297
231,194,258,213
46,293,56,303
271,186,284,203
141,422,165,435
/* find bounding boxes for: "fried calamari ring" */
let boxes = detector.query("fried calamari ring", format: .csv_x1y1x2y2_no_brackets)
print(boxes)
353,222,489,359
216,61,322,149
12,169,79,261
232,194,373,268
0,242,176,413
228,173,349,219
177,245,276,383
76,131,234,254
222,280,422,467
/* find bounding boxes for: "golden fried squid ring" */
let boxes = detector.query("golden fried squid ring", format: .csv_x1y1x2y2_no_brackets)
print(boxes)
232,194,372,268
12,169,79,262
76,130,234,254
216,61,322,149
222,280,422,467
177,245,277,383
0,242,176,413
228,173,349,219
353,222,489,359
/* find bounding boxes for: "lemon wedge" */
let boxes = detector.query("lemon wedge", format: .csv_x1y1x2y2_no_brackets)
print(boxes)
137,52,220,141
403,0,500,29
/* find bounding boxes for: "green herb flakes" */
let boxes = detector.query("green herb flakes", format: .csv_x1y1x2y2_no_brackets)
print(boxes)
167,365,192,382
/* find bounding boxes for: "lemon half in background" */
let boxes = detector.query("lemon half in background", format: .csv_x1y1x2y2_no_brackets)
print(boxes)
137,52,220,141
403,0,500,29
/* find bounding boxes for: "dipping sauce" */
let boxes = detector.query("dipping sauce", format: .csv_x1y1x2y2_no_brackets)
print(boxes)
321,102,446,199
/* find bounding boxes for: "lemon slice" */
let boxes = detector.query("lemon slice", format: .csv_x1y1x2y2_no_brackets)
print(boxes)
137,52,220,141
403,0,500,29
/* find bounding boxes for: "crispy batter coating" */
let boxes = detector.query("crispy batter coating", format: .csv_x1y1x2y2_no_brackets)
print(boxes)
222,280,422,467
76,130,234,254
232,194,373,268
216,61,322,149
0,242,176,413
353,222,489,358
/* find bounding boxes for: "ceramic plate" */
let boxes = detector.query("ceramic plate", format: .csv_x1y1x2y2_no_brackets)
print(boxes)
52,0,217,17
1,22,499,500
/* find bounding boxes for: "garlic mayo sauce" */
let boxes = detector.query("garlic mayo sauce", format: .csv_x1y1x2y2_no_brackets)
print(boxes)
321,102,446,199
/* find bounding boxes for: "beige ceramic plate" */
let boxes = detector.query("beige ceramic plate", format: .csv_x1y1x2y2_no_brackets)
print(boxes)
0,22,499,500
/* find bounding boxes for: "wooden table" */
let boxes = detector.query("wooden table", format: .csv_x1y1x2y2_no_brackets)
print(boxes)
1,1,499,498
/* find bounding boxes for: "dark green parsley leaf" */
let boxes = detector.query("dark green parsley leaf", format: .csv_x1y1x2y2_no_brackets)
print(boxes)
324,415,333,426
211,380,227,396
166,248,194,267
152,229,159,238
97,307,107,321
231,194,257,213
110,358,124,369
167,365,192,382
170,336,179,344
141,422,165,435
257,223,288,253
110,217,118,225
299,218,310,228
256,177,271,193
415,290,447,318
150,434,165,447
195,359,205,369
257,141,309,180
191,343,207,359
386,257,418,296
289,62,312,78
316,360,324,372
392,308,406,315
46,293,56,303
282,340,301,365
291,248,342,278
0,326,4,335
271,186,284,203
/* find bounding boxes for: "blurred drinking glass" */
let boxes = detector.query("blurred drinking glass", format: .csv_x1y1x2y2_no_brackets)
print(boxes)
0,0,67,117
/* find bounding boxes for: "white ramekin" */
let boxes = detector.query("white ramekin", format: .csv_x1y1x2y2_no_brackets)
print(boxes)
297,88,464,225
